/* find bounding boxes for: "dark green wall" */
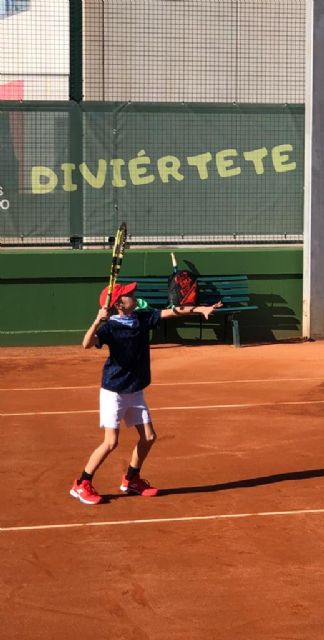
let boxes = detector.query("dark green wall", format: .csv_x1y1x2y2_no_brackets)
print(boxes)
0,247,303,346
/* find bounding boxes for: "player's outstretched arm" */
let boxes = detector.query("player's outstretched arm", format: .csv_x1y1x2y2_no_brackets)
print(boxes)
160,301,223,321
82,307,110,349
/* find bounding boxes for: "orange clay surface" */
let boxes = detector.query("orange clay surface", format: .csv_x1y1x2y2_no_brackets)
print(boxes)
1,341,324,639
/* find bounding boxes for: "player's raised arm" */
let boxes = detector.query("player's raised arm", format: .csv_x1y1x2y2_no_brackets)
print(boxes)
160,300,223,320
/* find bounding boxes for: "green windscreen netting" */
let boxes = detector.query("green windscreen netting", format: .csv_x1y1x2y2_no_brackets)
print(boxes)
0,102,304,245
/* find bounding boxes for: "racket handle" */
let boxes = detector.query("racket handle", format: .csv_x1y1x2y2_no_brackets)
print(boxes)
171,252,177,274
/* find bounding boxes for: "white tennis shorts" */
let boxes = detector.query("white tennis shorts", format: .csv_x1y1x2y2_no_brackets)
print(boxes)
99,388,152,429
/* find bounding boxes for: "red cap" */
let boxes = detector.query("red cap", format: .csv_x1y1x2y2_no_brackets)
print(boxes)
99,282,137,308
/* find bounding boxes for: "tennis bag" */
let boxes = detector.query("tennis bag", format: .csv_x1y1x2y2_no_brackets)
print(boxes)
168,270,199,306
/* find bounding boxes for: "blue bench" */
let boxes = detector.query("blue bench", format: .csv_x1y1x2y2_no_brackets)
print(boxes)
118,275,258,347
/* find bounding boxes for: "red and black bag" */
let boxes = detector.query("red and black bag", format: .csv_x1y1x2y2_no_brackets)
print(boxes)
168,270,199,306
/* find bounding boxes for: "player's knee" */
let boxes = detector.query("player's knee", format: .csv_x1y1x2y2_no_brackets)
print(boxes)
146,431,157,445
103,431,119,452
107,440,118,453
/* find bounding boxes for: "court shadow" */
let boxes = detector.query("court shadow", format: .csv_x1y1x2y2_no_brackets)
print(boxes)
99,468,324,502
100,492,135,503
156,468,324,497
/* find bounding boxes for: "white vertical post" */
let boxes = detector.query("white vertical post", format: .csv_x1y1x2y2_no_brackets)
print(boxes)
303,0,313,338
303,0,324,339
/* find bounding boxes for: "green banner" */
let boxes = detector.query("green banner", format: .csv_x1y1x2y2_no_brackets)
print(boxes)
0,102,304,241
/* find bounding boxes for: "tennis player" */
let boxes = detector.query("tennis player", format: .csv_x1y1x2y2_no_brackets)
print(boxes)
70,282,222,505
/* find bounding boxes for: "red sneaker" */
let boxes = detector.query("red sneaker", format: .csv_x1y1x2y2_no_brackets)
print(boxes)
70,479,102,505
120,474,159,497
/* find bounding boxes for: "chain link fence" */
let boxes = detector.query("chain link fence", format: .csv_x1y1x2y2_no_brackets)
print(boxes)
0,0,306,247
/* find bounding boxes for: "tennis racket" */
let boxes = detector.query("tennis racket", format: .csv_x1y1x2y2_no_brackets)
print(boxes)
104,222,127,307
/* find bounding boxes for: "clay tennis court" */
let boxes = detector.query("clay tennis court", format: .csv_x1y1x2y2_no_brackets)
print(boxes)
1,340,324,639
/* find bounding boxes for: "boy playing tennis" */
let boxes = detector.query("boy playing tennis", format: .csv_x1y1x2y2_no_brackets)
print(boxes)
70,282,222,505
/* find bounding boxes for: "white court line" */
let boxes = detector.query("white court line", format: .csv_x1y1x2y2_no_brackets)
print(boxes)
0,385,98,392
0,377,323,392
3,399,324,417
0,409,98,417
2,508,324,533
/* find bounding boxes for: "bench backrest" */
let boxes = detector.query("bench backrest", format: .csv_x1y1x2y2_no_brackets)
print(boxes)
117,275,252,309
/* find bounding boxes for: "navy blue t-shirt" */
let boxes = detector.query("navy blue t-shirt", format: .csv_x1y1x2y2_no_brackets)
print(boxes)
96,309,161,393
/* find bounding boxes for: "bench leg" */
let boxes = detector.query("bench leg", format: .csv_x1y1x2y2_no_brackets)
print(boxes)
231,317,240,347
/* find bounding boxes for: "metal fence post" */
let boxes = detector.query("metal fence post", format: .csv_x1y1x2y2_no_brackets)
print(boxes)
69,0,83,248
